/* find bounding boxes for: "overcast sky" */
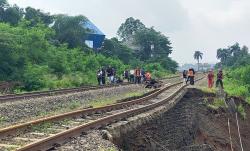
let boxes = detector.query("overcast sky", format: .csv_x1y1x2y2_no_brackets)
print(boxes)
8,0,250,64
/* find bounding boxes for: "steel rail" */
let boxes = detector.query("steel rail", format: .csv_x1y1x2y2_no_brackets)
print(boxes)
0,74,183,103
14,76,204,151
0,82,180,138
0,83,130,103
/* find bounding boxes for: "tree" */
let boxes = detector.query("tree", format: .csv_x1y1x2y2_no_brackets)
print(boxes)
117,17,177,72
134,27,172,61
230,42,241,57
216,43,249,67
24,7,54,26
194,51,203,71
217,48,230,63
117,17,146,41
100,38,134,64
53,15,87,48
1,4,23,25
0,0,8,8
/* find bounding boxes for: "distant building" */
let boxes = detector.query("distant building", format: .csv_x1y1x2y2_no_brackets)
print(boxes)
81,20,105,49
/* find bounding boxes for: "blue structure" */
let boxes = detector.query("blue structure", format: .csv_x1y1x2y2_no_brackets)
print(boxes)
82,20,105,49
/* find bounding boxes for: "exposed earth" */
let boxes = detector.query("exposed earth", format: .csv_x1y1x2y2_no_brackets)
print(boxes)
113,88,250,151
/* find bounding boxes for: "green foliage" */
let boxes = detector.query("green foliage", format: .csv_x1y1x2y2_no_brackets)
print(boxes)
24,7,54,26
216,43,249,68
207,98,226,110
53,15,87,48
0,115,6,124
144,63,167,78
101,38,134,64
237,104,246,119
31,122,54,133
134,27,172,61
117,17,177,72
0,4,178,92
23,65,49,91
194,51,203,70
117,17,146,41
0,1,23,25
247,97,250,105
201,87,216,94
224,66,250,98
0,22,129,91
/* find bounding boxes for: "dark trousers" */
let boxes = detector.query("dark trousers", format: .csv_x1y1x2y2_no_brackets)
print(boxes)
97,77,102,85
187,76,194,85
101,76,105,85
216,79,223,89
129,75,134,83
135,76,141,84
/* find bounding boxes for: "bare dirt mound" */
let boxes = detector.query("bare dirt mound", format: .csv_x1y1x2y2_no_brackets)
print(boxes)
113,88,250,151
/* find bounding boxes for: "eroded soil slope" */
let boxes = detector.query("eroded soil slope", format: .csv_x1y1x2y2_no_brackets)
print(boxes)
114,88,250,151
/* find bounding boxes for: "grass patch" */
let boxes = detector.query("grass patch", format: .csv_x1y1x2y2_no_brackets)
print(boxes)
89,98,118,108
207,98,226,110
31,122,54,133
246,97,250,105
0,116,6,124
89,91,145,108
201,87,216,94
68,101,82,110
237,104,246,119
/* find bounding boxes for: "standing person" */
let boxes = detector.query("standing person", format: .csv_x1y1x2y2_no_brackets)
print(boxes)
101,67,106,85
182,70,187,84
207,70,214,88
129,69,135,83
188,68,195,85
135,67,141,84
123,69,129,82
216,69,223,89
97,69,102,85
106,66,113,84
111,67,116,83
145,71,151,81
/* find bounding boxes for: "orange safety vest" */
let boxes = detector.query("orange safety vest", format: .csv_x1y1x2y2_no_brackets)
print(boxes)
188,70,194,77
145,72,151,80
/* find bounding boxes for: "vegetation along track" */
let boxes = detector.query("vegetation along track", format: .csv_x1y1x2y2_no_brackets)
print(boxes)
0,75,204,151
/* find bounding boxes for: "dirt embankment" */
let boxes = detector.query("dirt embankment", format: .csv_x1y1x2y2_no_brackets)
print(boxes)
113,88,250,151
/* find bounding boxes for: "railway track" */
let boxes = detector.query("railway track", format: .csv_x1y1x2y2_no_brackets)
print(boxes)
0,75,183,104
0,83,132,104
0,75,204,151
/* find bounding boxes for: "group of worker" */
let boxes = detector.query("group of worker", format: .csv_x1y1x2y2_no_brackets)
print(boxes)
207,69,223,89
97,66,117,85
182,68,224,89
97,66,152,85
123,67,151,84
182,68,196,85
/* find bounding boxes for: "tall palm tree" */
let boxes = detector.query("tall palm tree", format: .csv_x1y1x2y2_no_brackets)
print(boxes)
194,51,203,71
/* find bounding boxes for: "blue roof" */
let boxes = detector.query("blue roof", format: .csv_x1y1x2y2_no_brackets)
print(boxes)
82,20,105,35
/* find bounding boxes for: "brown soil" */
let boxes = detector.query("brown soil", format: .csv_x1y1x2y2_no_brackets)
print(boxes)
113,88,250,151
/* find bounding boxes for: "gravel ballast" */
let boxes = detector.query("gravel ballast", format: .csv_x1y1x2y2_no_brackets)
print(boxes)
0,84,147,126
53,131,118,151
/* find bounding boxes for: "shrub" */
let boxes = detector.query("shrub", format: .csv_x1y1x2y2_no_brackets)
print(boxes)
207,98,226,110
237,104,246,119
